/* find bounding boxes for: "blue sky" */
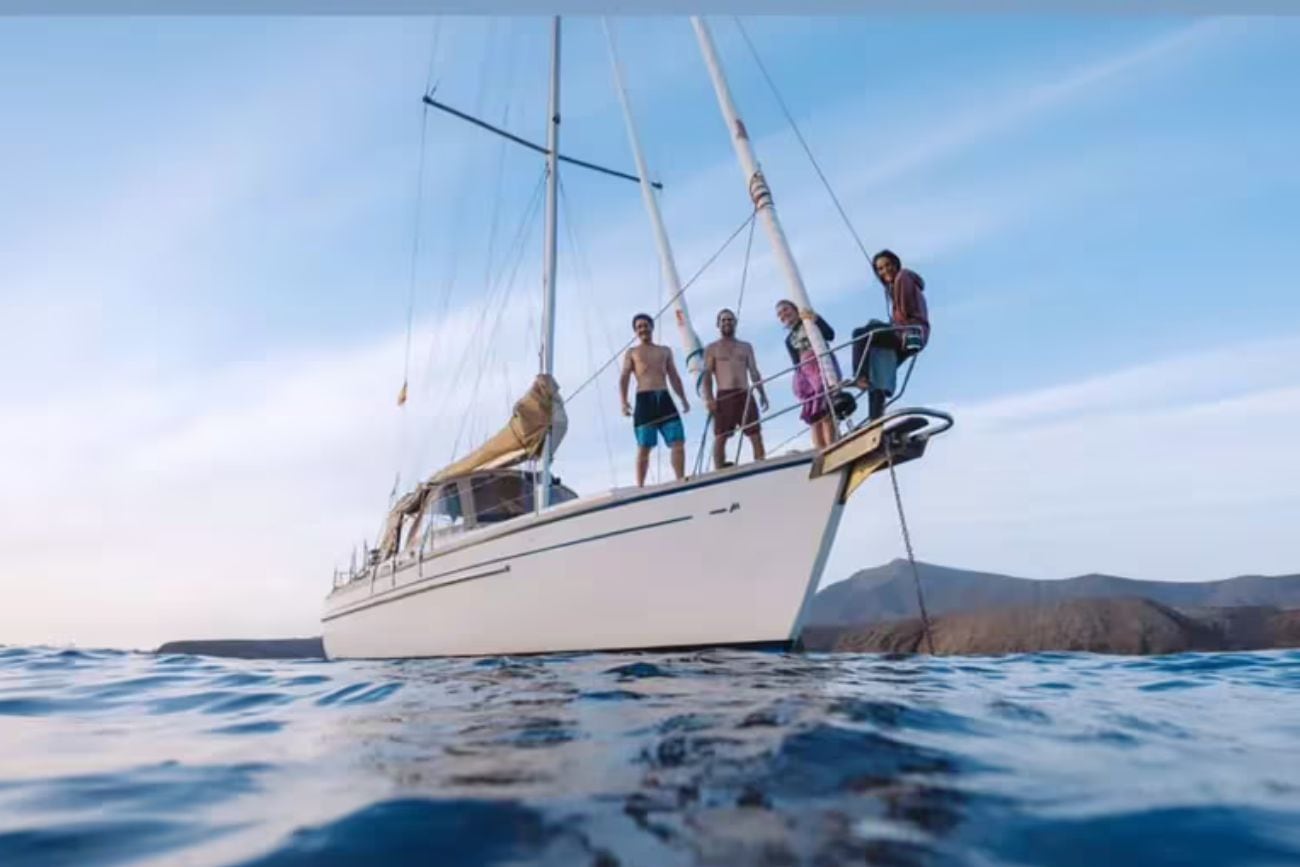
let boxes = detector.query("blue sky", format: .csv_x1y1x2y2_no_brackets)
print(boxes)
2,16,1298,648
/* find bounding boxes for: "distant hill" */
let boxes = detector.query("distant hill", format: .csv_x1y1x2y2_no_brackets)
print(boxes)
828,598,1300,655
806,560,1300,629
156,638,324,659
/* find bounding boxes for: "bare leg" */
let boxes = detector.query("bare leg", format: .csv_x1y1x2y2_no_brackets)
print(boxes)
636,447,651,487
811,417,836,450
747,431,766,462
712,433,729,470
810,421,826,450
670,441,686,480
820,417,837,447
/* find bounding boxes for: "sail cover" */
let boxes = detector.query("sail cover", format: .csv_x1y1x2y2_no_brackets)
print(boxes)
377,374,567,559
430,373,567,483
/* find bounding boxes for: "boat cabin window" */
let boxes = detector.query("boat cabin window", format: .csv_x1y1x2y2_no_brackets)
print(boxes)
468,473,576,525
399,482,465,552
430,483,465,528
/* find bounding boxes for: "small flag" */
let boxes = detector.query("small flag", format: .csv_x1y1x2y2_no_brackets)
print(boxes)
397,380,408,407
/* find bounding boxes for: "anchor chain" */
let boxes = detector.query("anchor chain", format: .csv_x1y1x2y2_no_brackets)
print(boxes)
884,433,936,655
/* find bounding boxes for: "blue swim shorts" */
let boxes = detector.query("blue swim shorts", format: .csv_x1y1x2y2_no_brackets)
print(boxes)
635,416,685,449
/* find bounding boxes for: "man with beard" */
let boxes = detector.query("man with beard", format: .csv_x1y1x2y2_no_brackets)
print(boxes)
702,308,769,470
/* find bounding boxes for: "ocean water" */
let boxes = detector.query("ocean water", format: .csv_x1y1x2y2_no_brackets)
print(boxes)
1,647,1298,867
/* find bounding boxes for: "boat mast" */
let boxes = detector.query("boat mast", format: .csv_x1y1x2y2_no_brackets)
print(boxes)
602,18,705,381
690,18,840,405
537,16,561,510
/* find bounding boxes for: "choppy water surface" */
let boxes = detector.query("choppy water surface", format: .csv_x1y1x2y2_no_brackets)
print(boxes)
2,647,1298,866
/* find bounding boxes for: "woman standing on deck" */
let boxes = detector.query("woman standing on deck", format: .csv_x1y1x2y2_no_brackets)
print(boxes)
776,299,841,450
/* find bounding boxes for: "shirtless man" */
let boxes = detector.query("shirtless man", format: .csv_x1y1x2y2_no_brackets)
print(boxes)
619,313,691,486
702,308,768,470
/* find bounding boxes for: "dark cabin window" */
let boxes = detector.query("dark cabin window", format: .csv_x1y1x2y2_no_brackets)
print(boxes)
471,474,576,524
473,475,533,523
432,483,464,525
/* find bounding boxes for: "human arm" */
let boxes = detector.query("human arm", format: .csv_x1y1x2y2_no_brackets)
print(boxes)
892,270,923,322
746,344,769,411
815,314,835,343
619,351,633,416
666,349,690,413
702,348,717,414
783,331,800,367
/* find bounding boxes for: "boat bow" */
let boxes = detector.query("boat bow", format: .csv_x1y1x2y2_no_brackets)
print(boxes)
812,408,954,502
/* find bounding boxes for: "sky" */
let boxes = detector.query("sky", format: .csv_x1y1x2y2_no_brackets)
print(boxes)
2,15,1298,649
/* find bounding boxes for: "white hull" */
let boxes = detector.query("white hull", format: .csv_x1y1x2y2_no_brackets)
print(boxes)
323,453,843,659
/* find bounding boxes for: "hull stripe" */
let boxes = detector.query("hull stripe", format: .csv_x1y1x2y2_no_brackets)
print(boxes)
324,514,692,622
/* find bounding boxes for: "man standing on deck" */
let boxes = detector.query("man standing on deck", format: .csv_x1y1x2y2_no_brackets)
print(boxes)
620,313,691,486
702,308,769,470
851,249,931,420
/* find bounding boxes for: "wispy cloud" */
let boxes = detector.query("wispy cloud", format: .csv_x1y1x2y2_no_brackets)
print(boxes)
843,19,1227,194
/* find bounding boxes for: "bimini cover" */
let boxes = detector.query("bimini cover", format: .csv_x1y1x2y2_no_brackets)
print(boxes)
376,374,567,559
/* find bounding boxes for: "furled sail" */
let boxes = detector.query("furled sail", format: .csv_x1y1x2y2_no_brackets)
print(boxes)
377,374,567,559
430,373,567,483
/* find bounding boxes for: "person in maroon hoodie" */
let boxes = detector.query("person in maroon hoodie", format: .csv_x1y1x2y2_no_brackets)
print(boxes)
851,249,931,420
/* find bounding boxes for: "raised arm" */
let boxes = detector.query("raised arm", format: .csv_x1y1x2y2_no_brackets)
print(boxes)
619,351,634,416
666,349,690,413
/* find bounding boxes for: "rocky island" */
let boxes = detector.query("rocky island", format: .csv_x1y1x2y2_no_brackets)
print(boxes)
801,561,1300,654
156,561,1300,658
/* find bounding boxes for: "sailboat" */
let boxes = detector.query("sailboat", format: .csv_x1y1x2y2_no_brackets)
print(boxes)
321,18,952,660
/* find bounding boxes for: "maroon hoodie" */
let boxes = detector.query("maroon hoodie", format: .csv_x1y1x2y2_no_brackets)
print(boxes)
890,268,930,347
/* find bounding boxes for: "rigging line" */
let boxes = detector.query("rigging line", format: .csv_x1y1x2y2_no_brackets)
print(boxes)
414,133,470,414
452,16,507,452
557,177,619,364
734,208,758,322
654,226,664,484
424,16,443,94
427,169,546,470
884,434,937,655
473,17,500,117
447,175,547,463
481,22,519,289
448,166,548,462
421,95,662,190
733,16,874,271
566,216,622,489
556,178,618,488
567,208,757,404
480,106,512,290
400,106,433,401
402,14,447,408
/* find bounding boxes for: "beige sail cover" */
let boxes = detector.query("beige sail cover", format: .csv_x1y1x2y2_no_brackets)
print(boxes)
429,373,567,484
377,375,567,559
